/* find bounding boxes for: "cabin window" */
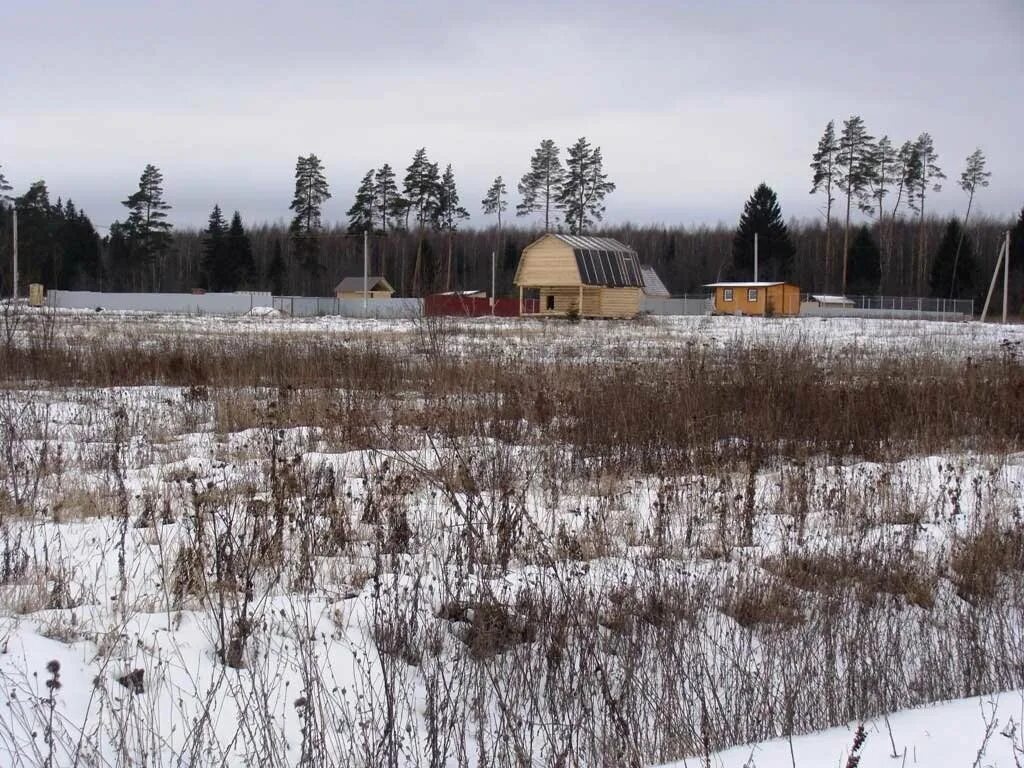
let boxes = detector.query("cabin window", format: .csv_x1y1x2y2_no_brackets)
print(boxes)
545,294,555,311
748,288,758,302
723,289,734,302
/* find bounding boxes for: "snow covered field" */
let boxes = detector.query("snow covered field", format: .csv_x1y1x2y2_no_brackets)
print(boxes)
676,689,1024,767
0,309,1022,766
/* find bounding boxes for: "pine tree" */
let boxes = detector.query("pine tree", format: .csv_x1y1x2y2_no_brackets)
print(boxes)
226,211,254,290
346,170,376,234
835,116,876,293
557,138,615,235
809,121,838,283
516,139,563,230
907,133,945,291
481,176,508,229
731,183,796,282
846,226,882,295
436,165,469,291
436,165,469,231
373,164,400,233
0,165,11,202
289,154,330,292
929,219,977,300
949,148,990,297
403,148,441,229
122,164,173,290
266,239,286,295
201,205,229,290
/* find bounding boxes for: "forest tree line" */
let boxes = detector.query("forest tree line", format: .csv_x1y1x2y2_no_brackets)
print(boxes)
1,127,1021,310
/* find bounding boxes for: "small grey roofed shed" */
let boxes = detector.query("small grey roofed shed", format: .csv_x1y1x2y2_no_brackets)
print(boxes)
335,276,394,293
640,265,670,297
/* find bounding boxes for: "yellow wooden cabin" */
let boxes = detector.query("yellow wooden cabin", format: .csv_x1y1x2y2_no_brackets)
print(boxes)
334,276,395,300
706,282,801,316
514,234,644,319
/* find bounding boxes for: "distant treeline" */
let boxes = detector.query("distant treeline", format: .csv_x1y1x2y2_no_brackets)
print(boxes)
2,211,1020,306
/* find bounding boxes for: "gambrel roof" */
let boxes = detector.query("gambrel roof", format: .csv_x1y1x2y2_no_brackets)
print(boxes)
549,234,644,288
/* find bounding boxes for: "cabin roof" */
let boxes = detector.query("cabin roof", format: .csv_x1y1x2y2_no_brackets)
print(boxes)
640,266,670,297
704,281,789,288
549,234,644,288
810,294,854,305
335,276,394,293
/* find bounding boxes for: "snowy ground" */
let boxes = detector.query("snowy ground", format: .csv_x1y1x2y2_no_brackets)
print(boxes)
14,307,1024,362
678,689,1024,768
0,309,1022,766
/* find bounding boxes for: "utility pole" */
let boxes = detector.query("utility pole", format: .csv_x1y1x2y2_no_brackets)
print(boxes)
11,207,17,300
980,231,1010,323
363,229,368,318
1004,230,1010,324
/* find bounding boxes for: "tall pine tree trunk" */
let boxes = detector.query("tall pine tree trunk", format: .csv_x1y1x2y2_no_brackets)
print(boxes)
842,178,852,295
949,190,974,299
824,195,833,292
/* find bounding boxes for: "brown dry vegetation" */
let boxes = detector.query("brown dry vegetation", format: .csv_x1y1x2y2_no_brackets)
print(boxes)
1,311,1023,767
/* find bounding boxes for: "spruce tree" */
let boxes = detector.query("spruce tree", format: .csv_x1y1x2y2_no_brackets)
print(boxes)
105,222,132,290
929,219,977,300
373,164,400,233
731,183,796,282
809,121,838,281
289,154,330,292
481,176,508,229
346,170,376,234
846,226,882,295
557,138,615,235
57,199,101,289
15,181,56,287
516,139,563,230
949,148,990,297
1011,206,1024,273
835,116,876,293
122,164,173,290
266,239,286,295
201,205,228,290
226,211,254,289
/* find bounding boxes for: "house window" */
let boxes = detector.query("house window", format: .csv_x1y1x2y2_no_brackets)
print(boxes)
546,294,555,311
748,288,758,302
723,288,734,302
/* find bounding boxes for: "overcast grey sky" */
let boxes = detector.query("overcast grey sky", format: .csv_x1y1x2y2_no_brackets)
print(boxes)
3,0,1022,230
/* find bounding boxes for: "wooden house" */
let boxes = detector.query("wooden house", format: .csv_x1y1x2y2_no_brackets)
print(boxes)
705,282,801,316
514,234,644,318
334,276,395,300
